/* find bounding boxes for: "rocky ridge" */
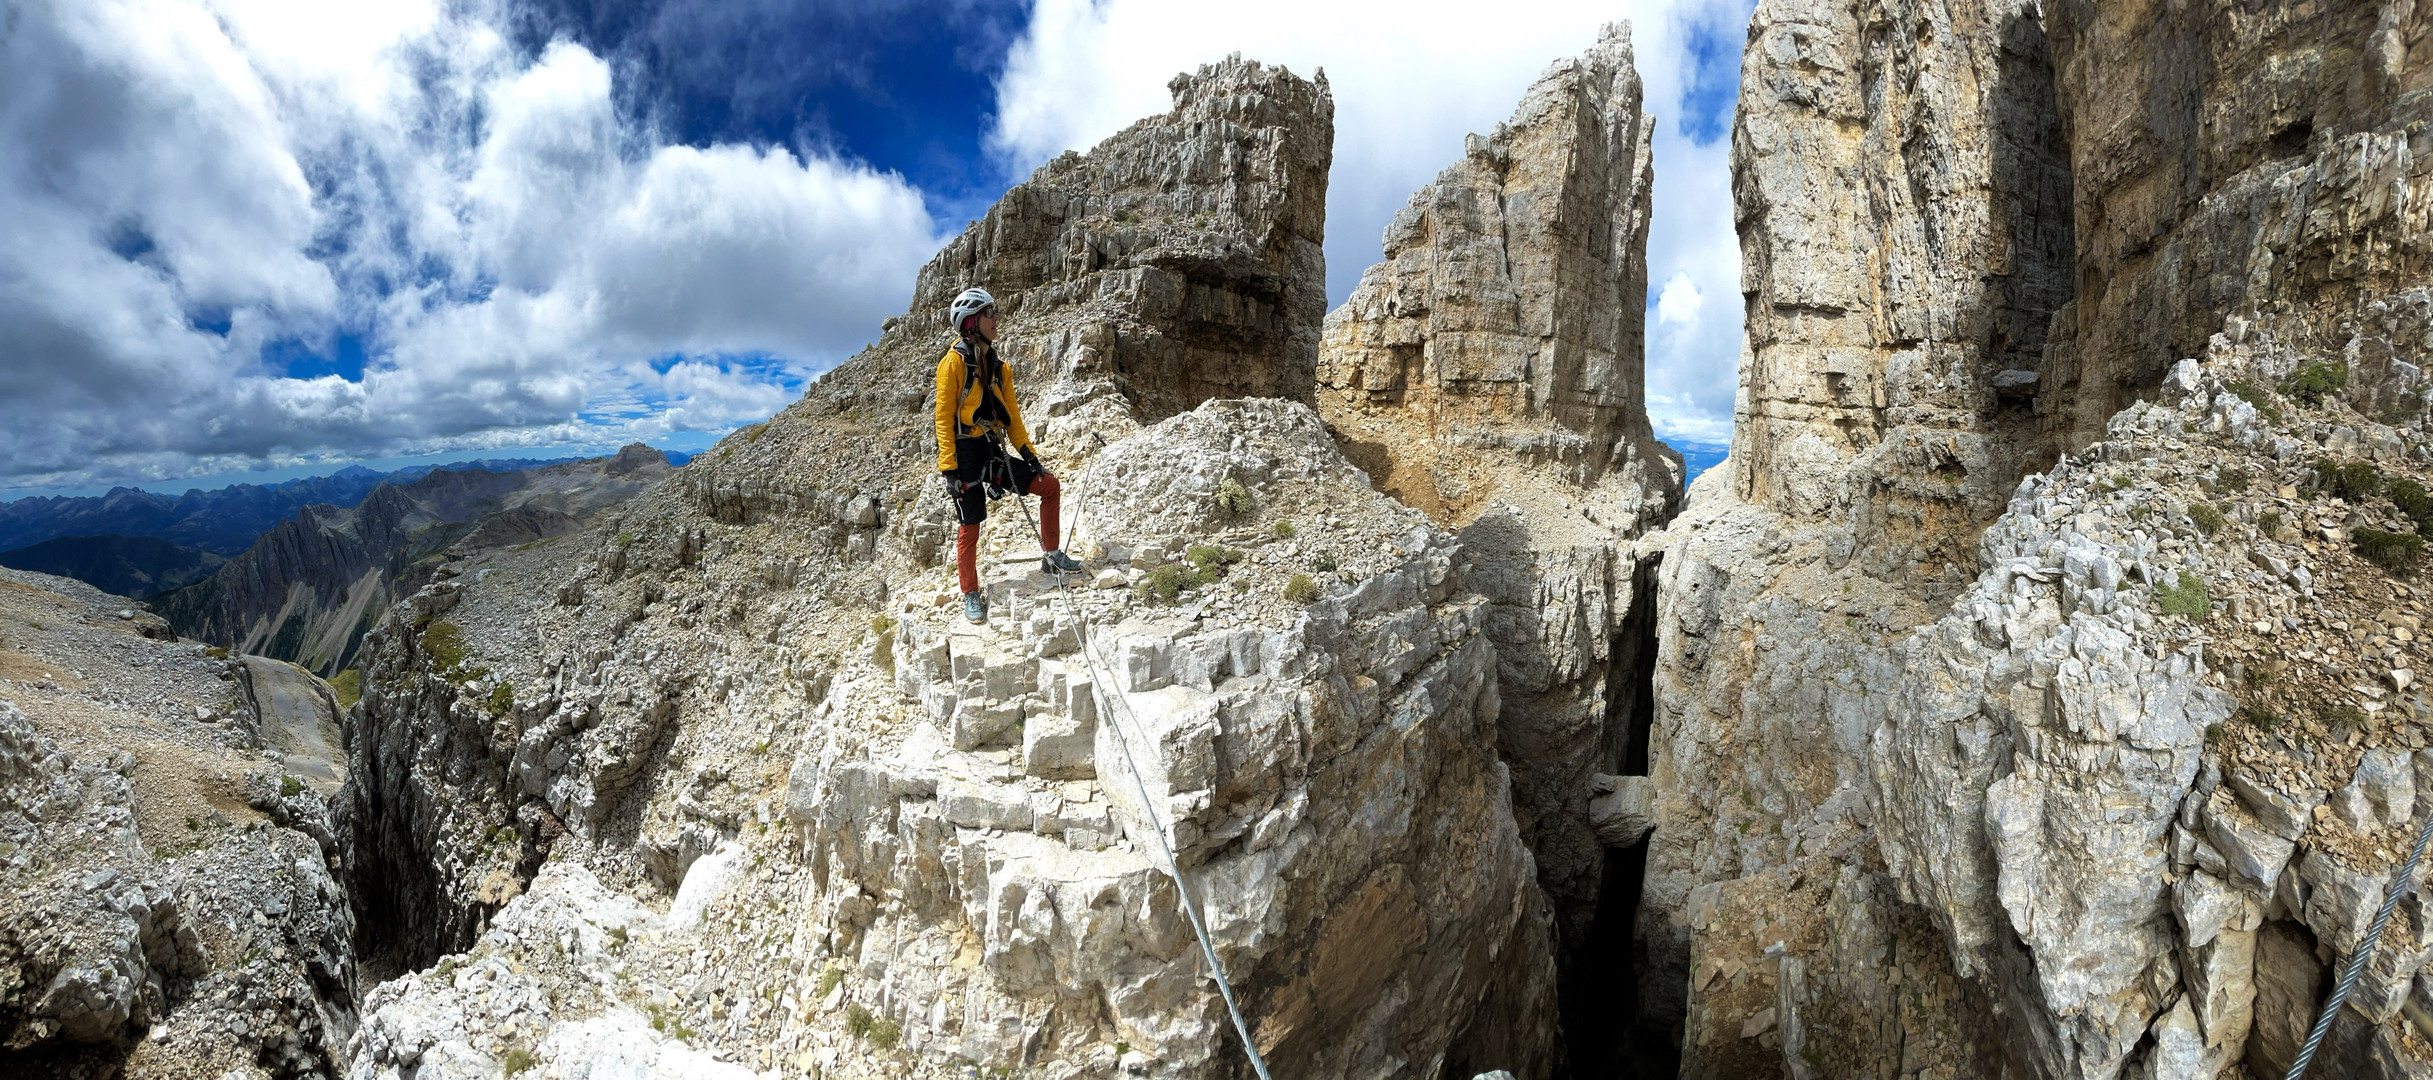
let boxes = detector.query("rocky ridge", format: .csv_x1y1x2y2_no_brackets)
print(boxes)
0,568,357,1077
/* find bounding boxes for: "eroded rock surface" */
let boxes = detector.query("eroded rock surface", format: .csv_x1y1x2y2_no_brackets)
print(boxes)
0,569,358,1078
1637,0,2433,1076
1313,33,1680,1066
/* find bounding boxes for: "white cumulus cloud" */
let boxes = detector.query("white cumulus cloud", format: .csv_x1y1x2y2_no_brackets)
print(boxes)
1655,271,1705,326
1,0,942,492
990,0,1752,441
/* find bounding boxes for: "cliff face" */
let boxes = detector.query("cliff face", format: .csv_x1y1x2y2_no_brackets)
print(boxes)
1638,1,2433,1077
1318,22,1662,489
157,446,672,676
2042,0,2433,443
897,54,1331,427
1313,24,1681,1072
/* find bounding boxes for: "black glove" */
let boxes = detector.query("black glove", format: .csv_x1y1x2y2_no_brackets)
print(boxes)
1020,447,1042,469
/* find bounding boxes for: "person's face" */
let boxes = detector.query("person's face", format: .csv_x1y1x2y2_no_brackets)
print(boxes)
975,308,998,341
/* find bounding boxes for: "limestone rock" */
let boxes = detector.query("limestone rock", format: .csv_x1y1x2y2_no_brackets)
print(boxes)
0,569,361,1077
1318,21,1661,486
1312,28,1681,1038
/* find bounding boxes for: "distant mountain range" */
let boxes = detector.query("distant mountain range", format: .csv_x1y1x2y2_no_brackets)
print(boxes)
0,534,227,598
153,445,678,675
0,457,584,557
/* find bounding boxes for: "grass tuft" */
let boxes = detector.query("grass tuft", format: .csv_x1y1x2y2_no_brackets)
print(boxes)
2154,572,2212,619
420,620,468,673
2282,362,2349,406
487,681,514,718
2238,701,2282,730
329,668,362,709
2323,703,2370,729
2226,379,2283,424
2317,458,2384,503
1187,544,1243,573
1283,574,1320,604
2188,502,2225,536
1271,519,1296,539
2390,476,2433,532
1212,477,1253,518
2356,527,2425,575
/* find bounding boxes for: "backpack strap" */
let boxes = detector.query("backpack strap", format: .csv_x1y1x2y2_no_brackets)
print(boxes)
950,338,1009,439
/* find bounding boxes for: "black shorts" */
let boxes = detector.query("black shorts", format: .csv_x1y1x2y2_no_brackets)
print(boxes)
947,439,1042,526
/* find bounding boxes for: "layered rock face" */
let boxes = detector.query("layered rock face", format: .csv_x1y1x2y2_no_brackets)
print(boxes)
1318,22,1663,489
1638,1,2433,1077
878,54,1331,429
1728,0,2076,583
2042,0,2433,443
157,445,672,677
1314,32,1681,1052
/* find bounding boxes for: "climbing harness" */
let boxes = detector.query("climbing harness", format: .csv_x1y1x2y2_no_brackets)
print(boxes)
2284,804,2433,1079
1006,487,1275,1080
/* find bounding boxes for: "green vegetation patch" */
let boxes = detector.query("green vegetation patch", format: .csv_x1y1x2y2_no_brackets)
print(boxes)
487,682,515,718
1271,519,1297,539
2318,457,2385,503
2153,572,2212,619
2213,467,2250,494
2187,501,2225,536
2226,379,2283,424
1187,544,1243,574
1282,573,1320,604
2282,362,2349,407
420,620,469,673
502,1047,537,1076
1139,564,1192,605
328,669,362,709
2355,527,2425,575
2390,476,2433,532
1212,477,1253,518
1141,546,1248,604
2322,703,2370,729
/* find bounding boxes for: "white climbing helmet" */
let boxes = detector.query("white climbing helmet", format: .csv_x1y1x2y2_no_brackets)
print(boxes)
946,287,996,331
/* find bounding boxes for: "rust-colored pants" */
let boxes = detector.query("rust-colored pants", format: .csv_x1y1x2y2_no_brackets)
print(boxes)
956,472,1059,594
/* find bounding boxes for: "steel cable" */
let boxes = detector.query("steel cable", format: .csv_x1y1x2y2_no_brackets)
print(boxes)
2284,799,2433,1079
1003,485,1276,1080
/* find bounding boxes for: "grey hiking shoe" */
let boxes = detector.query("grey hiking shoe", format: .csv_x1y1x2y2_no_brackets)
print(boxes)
1041,549,1084,575
962,591,988,624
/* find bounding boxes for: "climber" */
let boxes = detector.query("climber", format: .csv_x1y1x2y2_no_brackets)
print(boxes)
936,286,1084,624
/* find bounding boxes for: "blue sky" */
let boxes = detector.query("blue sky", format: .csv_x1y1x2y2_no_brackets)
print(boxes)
1,0,1750,501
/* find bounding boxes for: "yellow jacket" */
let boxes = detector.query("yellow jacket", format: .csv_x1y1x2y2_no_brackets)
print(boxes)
934,341,1033,472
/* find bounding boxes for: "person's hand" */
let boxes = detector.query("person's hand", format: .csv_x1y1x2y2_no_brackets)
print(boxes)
1020,447,1042,469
